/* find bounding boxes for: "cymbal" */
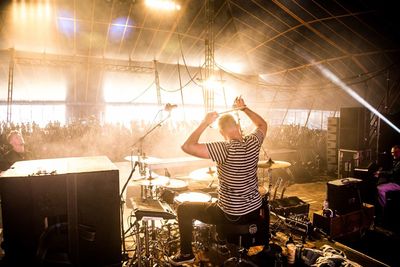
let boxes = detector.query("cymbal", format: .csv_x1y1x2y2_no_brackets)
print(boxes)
189,167,218,181
124,156,161,164
257,160,291,169
133,175,169,186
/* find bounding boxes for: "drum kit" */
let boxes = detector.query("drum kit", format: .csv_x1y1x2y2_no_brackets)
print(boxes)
122,154,292,266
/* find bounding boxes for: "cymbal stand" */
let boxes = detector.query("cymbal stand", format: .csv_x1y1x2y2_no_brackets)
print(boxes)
206,167,217,189
122,110,171,265
133,217,167,267
132,111,171,200
266,168,273,201
140,170,157,201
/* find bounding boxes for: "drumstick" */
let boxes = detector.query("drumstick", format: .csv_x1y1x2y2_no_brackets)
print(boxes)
217,107,242,115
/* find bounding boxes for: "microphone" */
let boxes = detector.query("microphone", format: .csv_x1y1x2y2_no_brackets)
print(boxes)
165,103,178,112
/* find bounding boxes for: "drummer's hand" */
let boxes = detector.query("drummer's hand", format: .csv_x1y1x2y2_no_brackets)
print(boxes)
233,96,247,110
203,112,218,126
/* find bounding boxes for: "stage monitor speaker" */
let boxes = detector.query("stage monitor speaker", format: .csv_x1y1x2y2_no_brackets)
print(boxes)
0,156,121,267
339,107,370,150
327,178,362,215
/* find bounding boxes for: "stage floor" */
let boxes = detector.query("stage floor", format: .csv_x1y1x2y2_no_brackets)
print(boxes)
116,161,398,266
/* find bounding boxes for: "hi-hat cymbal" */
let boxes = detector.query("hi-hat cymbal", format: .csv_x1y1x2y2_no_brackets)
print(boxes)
124,156,161,164
133,175,169,186
257,160,291,169
189,167,218,181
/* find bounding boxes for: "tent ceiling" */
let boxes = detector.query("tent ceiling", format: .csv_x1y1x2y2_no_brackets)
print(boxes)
0,0,399,111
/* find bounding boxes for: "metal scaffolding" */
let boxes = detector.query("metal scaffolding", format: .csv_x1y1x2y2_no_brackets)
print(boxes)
6,49,15,123
203,0,215,113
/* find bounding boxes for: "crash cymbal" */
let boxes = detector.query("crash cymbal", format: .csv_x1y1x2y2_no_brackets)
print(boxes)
133,175,169,186
189,167,218,181
257,159,291,169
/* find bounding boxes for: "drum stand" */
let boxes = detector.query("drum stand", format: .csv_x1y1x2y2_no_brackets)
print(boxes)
134,219,155,267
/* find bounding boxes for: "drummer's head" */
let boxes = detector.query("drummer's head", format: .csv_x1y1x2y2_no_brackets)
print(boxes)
218,114,241,140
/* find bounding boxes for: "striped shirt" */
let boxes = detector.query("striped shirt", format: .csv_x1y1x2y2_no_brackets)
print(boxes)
206,129,265,216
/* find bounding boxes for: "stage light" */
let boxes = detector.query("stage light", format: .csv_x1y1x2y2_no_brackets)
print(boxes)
219,61,244,74
201,75,225,90
315,64,400,133
57,10,75,37
12,0,18,21
28,2,35,18
145,0,181,11
109,17,133,41
36,3,43,17
20,0,27,20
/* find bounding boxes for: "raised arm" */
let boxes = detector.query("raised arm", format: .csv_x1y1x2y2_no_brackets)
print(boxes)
181,112,219,158
234,96,267,136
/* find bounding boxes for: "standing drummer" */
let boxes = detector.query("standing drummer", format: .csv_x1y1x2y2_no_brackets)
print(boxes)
169,96,268,265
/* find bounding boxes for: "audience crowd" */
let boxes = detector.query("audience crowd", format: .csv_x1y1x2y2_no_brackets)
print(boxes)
0,119,327,165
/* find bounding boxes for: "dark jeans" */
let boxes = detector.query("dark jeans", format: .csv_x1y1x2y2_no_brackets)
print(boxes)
176,202,260,254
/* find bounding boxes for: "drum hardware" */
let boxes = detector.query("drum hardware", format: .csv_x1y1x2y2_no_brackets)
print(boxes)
159,178,188,204
260,158,291,201
193,221,215,252
122,106,174,266
272,177,283,201
280,180,290,199
126,199,177,267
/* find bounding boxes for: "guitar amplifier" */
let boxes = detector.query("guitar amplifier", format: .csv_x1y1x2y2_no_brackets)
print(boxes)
327,178,362,215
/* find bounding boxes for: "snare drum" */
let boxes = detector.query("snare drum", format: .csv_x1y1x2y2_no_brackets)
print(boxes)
174,192,212,204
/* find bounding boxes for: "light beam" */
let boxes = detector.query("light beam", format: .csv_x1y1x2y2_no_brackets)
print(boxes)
315,64,400,133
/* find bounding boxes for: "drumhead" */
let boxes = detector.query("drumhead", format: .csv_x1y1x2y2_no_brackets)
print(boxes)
175,192,212,203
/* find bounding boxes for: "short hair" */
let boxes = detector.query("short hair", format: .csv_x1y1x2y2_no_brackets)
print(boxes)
392,145,400,150
218,114,237,131
7,130,22,143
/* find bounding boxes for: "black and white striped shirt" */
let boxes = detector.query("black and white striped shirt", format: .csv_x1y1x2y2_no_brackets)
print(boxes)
206,129,264,216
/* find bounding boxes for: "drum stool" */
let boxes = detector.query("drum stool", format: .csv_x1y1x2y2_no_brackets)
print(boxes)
216,216,269,266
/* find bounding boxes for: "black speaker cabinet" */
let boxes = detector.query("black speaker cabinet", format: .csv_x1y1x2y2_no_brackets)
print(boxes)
339,107,370,150
327,178,362,215
0,156,121,266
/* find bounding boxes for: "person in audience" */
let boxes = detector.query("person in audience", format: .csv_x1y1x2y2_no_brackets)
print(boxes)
0,130,32,171
375,145,400,208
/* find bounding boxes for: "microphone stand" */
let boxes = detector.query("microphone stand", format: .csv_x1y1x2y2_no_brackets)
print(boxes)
119,110,172,262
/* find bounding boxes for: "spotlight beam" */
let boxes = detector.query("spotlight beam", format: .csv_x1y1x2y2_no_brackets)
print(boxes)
315,64,400,133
